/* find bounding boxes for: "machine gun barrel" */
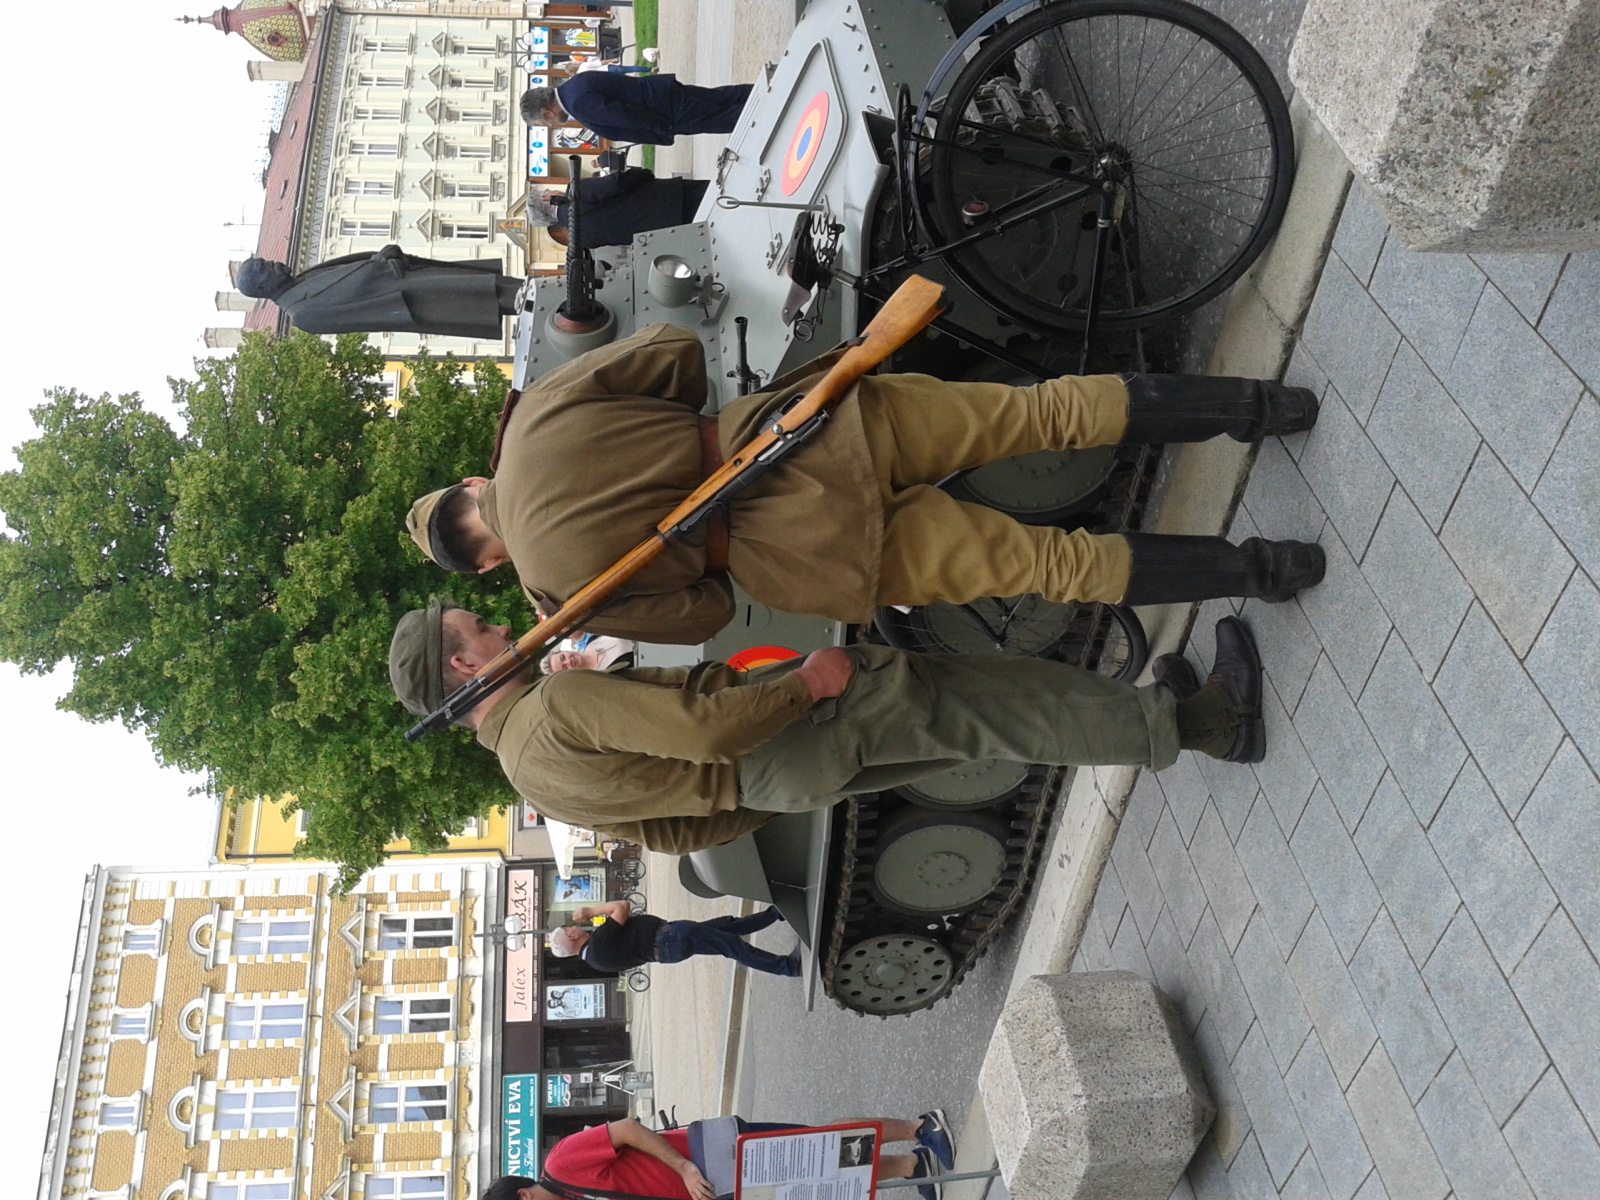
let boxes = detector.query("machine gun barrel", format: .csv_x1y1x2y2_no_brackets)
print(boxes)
404,273,947,741
560,154,602,323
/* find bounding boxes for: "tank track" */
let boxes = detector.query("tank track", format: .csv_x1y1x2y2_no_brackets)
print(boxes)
819,439,1164,1015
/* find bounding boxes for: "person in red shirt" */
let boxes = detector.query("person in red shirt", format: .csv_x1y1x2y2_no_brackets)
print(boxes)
485,1111,955,1200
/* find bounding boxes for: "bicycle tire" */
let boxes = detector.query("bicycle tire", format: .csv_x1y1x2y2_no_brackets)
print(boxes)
924,0,1294,331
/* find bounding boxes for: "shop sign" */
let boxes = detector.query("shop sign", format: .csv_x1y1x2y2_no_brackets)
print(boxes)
501,1073,540,1176
505,869,538,1022
528,126,550,178
545,981,607,1021
545,1073,573,1107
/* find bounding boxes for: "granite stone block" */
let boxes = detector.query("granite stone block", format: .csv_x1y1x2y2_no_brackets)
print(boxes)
1289,0,1600,252
1295,661,1387,831
1298,256,1403,421
1472,252,1567,324
1531,391,1600,582
1233,915,1313,1071
979,972,1216,1200
1422,912,1548,1123
1187,912,1257,1063
1353,777,1460,962
1358,488,1473,679
1289,786,1383,962
1149,811,1210,948
1355,636,1468,826
1428,761,1557,971
1414,1053,1535,1200
1253,676,1321,837
1517,741,1600,950
1284,1034,1375,1200
1230,1023,1309,1188
1432,606,1565,812
1364,344,1482,531
1439,452,1574,655
1286,916,1379,1089
1331,181,1390,287
1296,528,1392,697
1236,798,1317,954
1503,1069,1600,1199
1445,285,1584,491
1344,1045,1448,1200
1349,912,1457,1103
1509,912,1600,1129
1525,572,1600,768
1189,806,1258,953
1537,247,1600,384
1367,238,1486,374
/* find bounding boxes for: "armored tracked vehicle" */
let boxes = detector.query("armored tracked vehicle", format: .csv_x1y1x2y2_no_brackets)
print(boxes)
510,0,1292,1013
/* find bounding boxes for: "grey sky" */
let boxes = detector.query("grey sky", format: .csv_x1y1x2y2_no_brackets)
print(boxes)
0,4,283,1190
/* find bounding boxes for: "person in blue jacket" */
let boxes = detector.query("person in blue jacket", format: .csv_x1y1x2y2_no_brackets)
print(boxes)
520,72,752,146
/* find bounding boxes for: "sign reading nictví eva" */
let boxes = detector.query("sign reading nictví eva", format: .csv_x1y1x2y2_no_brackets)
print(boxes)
501,1073,540,1177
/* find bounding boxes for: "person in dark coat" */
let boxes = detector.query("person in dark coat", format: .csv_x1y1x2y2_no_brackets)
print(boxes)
519,73,751,146
235,245,523,340
535,168,710,249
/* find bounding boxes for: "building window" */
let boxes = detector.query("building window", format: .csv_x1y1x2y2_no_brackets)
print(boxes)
448,107,494,123
359,72,407,88
443,141,491,160
363,38,409,53
224,1000,306,1041
378,914,454,951
232,916,312,957
367,1177,446,1200
340,219,394,240
440,221,491,241
99,1094,144,1131
350,141,399,158
294,807,311,838
216,1086,297,1131
110,1006,154,1041
456,814,485,836
441,179,492,199
451,40,500,55
345,179,396,197
209,1180,293,1200
354,105,402,122
122,922,165,956
369,1082,448,1124
446,73,496,90
375,996,451,1035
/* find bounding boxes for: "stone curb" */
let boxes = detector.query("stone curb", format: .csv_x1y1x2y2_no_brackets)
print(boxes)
943,95,1356,1200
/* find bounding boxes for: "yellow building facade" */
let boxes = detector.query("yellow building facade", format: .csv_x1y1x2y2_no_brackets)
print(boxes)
38,862,502,1200
215,795,519,864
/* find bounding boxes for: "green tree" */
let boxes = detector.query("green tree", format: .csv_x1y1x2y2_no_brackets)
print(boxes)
0,331,529,889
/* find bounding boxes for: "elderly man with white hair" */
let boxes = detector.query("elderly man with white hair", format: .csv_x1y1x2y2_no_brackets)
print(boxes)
550,899,800,977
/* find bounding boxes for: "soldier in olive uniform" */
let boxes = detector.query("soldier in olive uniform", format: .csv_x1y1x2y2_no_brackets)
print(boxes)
405,325,1323,644
387,598,1265,854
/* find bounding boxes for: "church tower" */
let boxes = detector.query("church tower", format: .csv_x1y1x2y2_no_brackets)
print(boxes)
179,0,312,62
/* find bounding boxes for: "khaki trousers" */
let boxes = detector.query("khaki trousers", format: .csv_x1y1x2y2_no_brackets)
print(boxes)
856,373,1133,606
736,644,1178,811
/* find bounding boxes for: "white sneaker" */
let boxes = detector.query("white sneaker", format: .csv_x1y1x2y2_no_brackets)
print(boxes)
641,47,660,64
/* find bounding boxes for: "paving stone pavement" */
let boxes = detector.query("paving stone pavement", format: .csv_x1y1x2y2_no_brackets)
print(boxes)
1074,181,1600,1199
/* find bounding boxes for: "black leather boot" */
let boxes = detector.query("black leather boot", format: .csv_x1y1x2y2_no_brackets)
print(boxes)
1120,374,1320,443
1120,532,1326,605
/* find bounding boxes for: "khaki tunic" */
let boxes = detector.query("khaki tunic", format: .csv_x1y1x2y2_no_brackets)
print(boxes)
479,323,881,642
476,661,814,853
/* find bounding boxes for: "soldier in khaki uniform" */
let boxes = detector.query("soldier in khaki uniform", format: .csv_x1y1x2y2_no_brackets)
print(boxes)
404,325,1324,644
387,599,1266,853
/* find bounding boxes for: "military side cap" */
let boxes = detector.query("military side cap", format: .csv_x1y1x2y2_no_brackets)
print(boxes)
389,596,462,718
405,487,453,566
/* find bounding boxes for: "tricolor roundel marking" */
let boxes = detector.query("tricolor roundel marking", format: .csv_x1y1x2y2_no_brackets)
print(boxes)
780,91,831,196
726,645,803,672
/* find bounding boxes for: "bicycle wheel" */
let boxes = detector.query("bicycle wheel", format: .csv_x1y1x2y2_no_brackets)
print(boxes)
623,891,647,914
925,0,1293,331
626,968,651,993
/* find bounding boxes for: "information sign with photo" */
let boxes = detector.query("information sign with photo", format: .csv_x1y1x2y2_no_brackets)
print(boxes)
736,1122,881,1200
544,981,607,1021
550,867,605,906
545,1073,572,1108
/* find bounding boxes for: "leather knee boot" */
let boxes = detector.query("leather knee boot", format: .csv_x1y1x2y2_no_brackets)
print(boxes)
1120,374,1320,443
1119,532,1326,605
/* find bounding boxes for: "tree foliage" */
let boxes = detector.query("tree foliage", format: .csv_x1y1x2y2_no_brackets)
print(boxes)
0,331,529,889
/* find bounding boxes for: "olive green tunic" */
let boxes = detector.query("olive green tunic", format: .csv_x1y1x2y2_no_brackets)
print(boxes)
480,323,879,642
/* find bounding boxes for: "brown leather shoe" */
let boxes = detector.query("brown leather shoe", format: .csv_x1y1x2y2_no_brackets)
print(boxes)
1209,617,1265,763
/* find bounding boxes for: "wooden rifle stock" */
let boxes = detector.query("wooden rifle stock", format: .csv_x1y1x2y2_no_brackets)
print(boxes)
405,274,946,741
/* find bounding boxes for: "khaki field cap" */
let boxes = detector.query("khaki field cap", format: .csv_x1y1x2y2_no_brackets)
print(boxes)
388,596,461,718
405,486,456,566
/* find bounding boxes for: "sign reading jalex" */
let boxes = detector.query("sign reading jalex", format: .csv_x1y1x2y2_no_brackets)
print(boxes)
501,1073,540,1176
505,869,538,1021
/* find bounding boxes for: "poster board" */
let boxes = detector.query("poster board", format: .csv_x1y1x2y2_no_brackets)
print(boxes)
736,1122,882,1200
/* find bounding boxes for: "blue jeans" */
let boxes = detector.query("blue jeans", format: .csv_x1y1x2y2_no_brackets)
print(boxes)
655,907,797,976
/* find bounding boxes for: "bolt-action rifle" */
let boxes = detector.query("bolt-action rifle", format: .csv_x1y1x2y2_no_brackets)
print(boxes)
404,273,946,741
